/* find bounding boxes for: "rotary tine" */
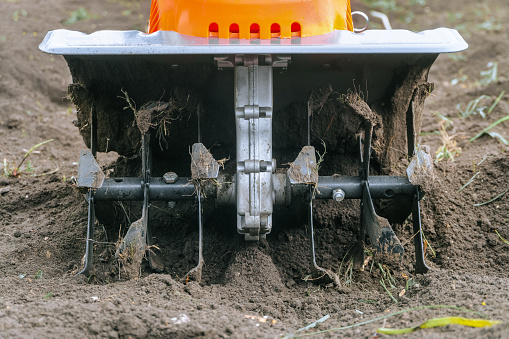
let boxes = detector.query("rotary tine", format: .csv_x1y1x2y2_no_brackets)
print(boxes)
184,188,205,283
308,185,341,286
412,189,430,274
358,124,404,266
305,96,340,286
77,104,98,275
115,132,163,273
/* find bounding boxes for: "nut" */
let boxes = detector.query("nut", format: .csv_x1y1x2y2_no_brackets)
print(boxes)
332,188,345,202
163,172,178,184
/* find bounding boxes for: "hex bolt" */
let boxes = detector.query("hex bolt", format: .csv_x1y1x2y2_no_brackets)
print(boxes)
332,188,346,202
163,172,178,184
167,201,176,209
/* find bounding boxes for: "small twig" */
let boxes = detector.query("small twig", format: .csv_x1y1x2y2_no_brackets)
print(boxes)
495,230,509,245
380,279,398,303
34,165,60,177
295,315,330,333
302,273,327,282
487,90,505,115
477,155,493,166
474,188,509,206
421,232,436,258
457,171,480,193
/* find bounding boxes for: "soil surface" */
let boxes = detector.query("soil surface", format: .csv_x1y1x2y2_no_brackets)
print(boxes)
1,0,508,338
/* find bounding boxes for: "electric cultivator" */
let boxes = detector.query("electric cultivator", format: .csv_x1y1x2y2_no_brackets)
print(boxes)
40,0,467,284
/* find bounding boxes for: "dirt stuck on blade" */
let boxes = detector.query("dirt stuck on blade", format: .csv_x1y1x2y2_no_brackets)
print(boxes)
115,218,147,280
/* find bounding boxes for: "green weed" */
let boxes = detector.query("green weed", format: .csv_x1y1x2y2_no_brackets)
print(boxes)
457,91,504,118
470,114,509,145
495,230,509,245
457,95,490,118
479,62,498,85
435,125,461,162
378,263,396,286
63,8,90,25
12,9,27,22
476,18,502,32
2,139,54,178
362,0,400,12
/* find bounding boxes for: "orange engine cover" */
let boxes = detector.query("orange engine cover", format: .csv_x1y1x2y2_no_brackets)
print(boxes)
148,0,353,39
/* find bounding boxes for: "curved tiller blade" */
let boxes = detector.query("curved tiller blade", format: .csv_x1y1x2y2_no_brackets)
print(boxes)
357,124,404,265
362,184,404,259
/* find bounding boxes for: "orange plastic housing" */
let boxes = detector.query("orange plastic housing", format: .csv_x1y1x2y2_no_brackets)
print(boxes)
148,0,353,39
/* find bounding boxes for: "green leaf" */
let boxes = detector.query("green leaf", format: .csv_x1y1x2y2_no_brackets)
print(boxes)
470,115,509,143
35,270,43,279
63,7,90,25
378,317,501,335
487,91,505,115
486,131,509,145
495,230,509,245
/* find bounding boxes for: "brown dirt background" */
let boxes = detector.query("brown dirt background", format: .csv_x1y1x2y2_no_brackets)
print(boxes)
0,0,508,338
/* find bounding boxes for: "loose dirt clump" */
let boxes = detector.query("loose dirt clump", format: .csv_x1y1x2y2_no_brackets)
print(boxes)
223,244,286,294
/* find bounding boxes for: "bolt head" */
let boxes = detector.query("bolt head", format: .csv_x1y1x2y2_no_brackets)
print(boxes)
163,172,178,184
332,188,345,202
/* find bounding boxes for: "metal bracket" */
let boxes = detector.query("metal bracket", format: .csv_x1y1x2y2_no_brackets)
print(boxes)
214,55,291,70
235,56,275,240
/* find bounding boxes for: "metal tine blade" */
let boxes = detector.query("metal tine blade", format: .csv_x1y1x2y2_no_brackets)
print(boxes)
77,193,95,275
143,133,164,272
308,186,341,286
406,98,430,273
359,124,404,260
184,188,205,283
116,135,145,268
362,184,404,257
412,189,430,273
354,125,373,267
306,93,339,286
77,104,97,275
362,124,373,181
184,102,205,283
